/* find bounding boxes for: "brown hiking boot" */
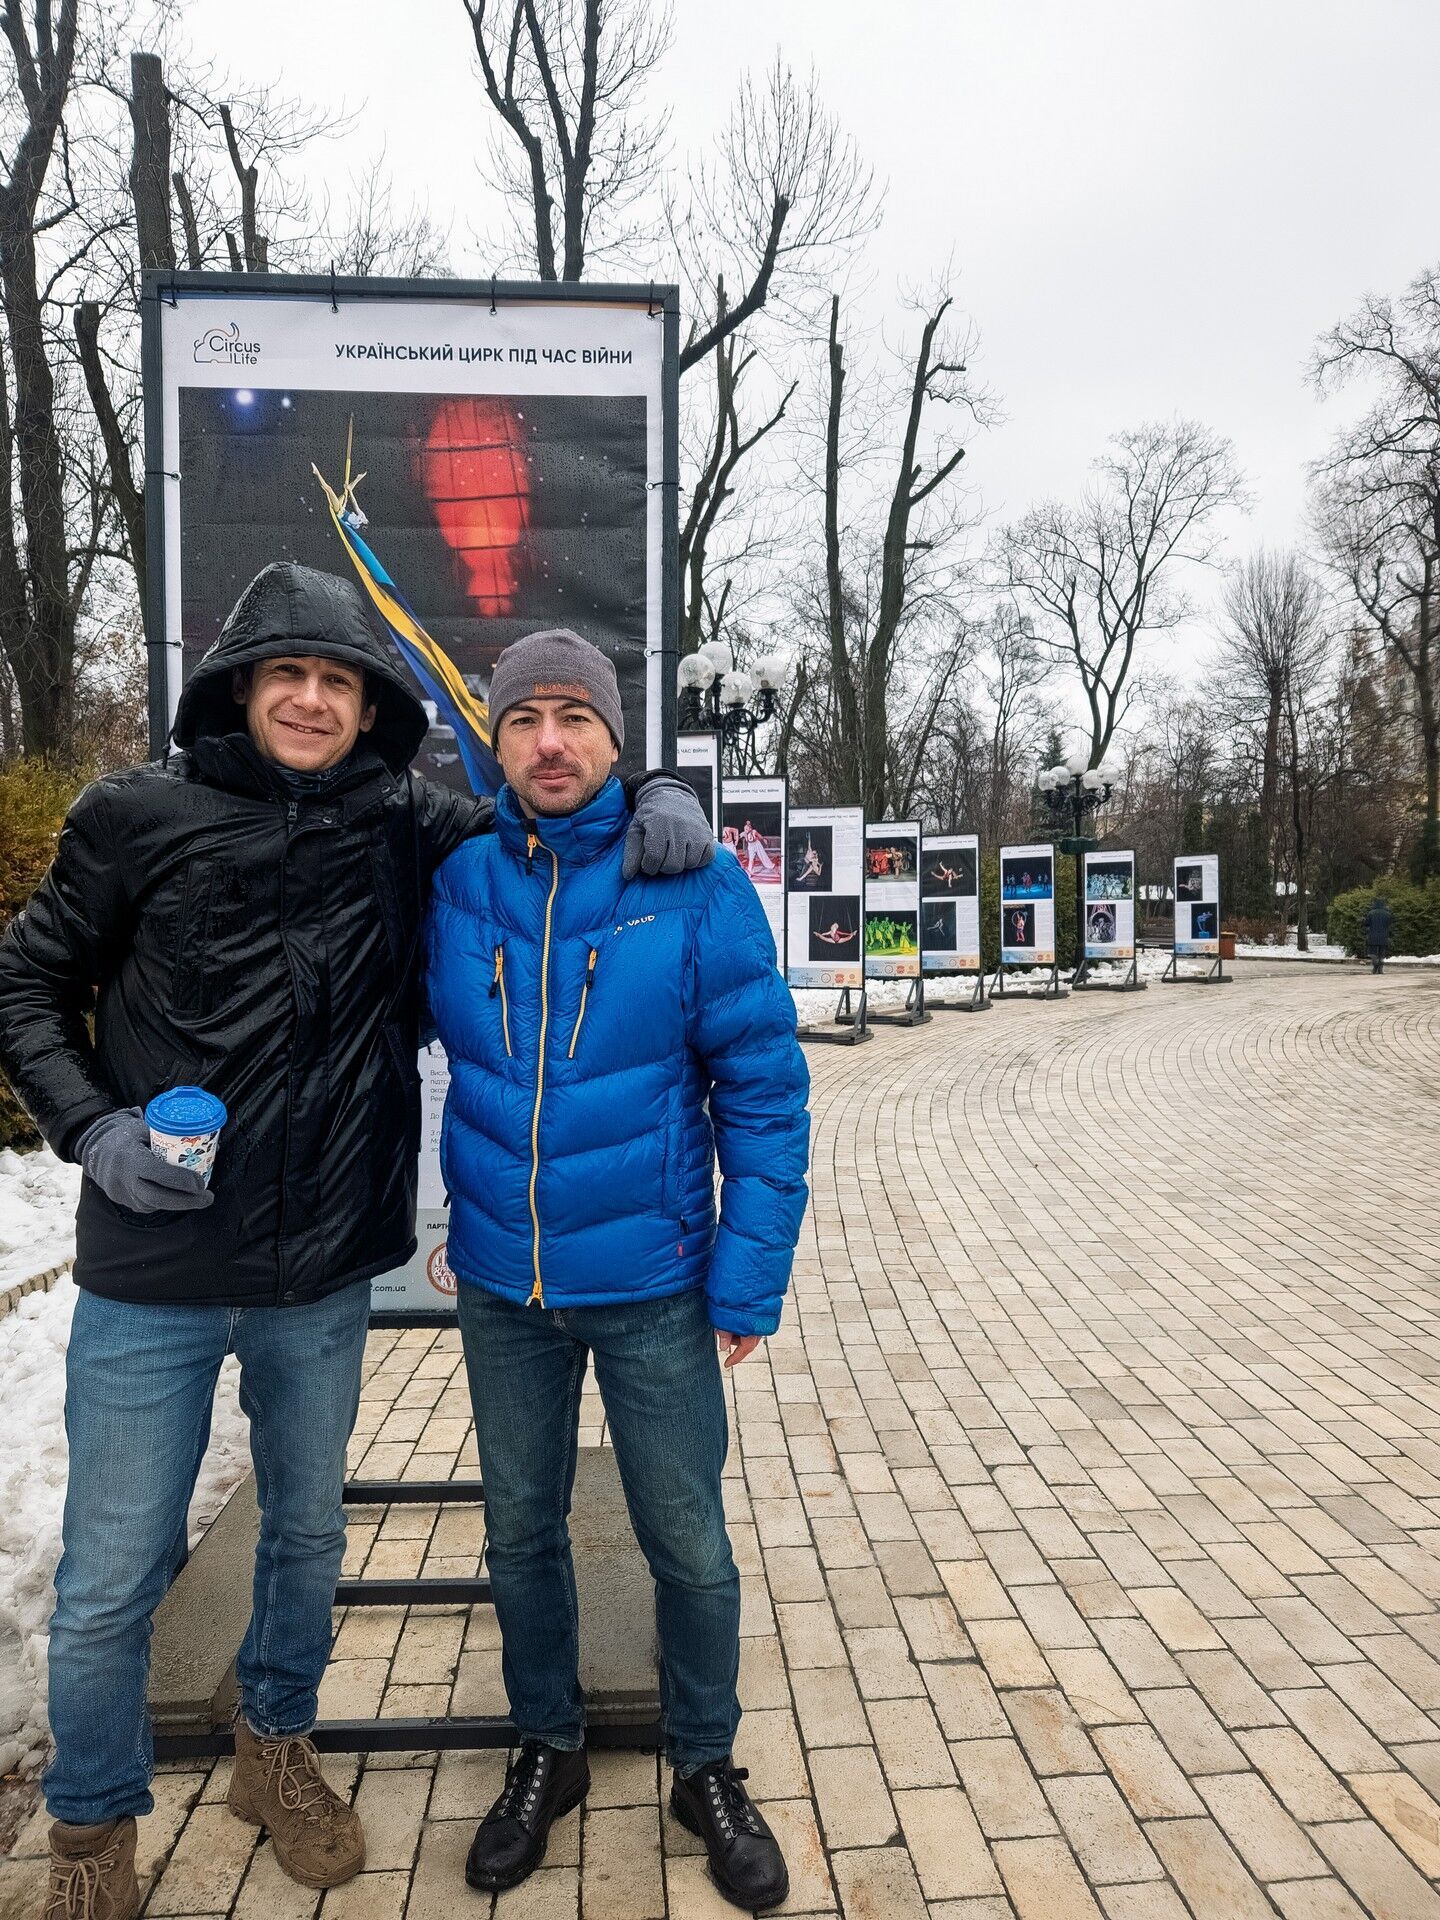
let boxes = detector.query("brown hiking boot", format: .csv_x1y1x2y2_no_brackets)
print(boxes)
227,1720,365,1888
44,1818,139,1920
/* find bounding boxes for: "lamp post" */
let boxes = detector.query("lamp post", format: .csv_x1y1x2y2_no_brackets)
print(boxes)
1037,750,1122,976
676,641,792,774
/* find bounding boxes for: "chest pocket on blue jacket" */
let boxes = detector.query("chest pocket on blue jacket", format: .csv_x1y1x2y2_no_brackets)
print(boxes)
563,917,688,1074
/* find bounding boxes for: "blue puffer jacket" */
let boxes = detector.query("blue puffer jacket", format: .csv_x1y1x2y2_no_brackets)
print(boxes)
425,776,810,1335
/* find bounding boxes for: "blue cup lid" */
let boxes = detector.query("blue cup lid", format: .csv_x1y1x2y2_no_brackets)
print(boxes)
144,1086,228,1135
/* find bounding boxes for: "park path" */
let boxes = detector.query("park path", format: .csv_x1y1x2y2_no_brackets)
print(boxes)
4,962,1440,1919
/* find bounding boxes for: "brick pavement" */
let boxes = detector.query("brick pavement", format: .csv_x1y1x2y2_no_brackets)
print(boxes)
5,963,1440,1919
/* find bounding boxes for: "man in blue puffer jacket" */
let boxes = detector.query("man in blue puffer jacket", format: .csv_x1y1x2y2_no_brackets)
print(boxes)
426,629,809,1912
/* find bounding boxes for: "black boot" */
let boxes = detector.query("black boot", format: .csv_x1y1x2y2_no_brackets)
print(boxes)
465,1741,590,1893
670,1757,789,1912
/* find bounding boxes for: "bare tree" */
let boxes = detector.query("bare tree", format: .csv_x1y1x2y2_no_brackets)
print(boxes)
996,419,1245,768
1311,264,1440,879
1213,547,1327,916
671,59,878,373
464,0,670,281
0,0,84,755
804,284,990,816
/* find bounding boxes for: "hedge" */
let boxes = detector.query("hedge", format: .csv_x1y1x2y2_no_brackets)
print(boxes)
0,759,88,1150
1327,875,1440,958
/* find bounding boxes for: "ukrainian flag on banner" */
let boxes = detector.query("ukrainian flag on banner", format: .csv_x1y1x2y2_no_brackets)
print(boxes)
313,451,501,796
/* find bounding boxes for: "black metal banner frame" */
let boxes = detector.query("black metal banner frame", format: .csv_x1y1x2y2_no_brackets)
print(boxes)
989,959,1067,1001
1072,954,1146,992
800,986,870,1045
867,977,930,1026
1161,951,1231,985
925,968,991,1013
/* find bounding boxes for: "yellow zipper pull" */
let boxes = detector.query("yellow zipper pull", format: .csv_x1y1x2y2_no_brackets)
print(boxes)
528,1276,544,1306
526,831,538,875
490,946,502,997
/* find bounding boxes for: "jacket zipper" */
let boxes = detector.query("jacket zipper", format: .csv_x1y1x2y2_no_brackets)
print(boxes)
490,943,512,1056
274,799,301,1304
527,834,559,1305
568,947,598,1059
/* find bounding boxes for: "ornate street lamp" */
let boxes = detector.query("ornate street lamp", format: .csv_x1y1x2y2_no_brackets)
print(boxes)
677,642,792,772
1037,750,1123,976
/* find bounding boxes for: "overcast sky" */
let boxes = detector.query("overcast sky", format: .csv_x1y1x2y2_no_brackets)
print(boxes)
185,0,1436,660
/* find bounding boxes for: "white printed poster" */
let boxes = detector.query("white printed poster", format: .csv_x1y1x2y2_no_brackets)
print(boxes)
370,1045,458,1315
1000,843,1056,967
1084,851,1136,960
920,834,981,973
675,731,721,837
724,776,786,964
1174,853,1221,955
864,822,921,979
786,806,865,989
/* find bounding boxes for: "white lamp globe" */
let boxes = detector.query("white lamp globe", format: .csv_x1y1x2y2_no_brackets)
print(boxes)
677,652,715,690
1037,768,1055,792
1080,769,1103,792
1064,749,1088,777
1049,764,1070,787
720,669,755,708
754,650,791,691
1098,757,1122,785
699,639,734,677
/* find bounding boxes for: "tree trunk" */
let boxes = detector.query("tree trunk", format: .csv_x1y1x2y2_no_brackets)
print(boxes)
823,295,860,801
128,52,176,270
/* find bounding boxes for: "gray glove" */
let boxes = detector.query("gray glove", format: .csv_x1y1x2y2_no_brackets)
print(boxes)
623,772,716,880
75,1108,214,1213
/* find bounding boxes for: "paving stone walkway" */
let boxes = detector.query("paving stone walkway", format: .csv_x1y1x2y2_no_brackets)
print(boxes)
6,962,1440,1919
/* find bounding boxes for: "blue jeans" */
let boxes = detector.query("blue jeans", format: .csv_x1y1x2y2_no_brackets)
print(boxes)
457,1283,741,1773
44,1283,369,1825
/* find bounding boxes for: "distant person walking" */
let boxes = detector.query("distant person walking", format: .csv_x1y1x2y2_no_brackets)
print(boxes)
1364,896,1393,973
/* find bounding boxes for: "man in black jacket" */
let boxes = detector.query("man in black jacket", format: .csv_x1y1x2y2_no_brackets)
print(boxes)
0,562,710,1920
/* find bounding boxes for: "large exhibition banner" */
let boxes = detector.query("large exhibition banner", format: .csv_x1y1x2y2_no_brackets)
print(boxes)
864,821,921,979
675,731,721,837
724,776,786,965
1174,853,1221,955
786,806,865,990
143,273,678,779
1084,850,1137,960
1000,843,1056,967
920,834,981,974
143,273,679,1319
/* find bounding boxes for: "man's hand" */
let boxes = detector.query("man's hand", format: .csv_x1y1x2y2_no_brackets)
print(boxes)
75,1108,214,1213
716,1330,762,1369
623,772,715,880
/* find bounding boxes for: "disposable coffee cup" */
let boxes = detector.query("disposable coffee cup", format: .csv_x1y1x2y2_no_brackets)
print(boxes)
144,1086,228,1187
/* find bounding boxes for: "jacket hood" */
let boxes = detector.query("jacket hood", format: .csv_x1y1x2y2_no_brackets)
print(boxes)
172,562,428,772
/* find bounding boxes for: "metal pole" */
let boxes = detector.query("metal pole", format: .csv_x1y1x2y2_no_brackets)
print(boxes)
1073,778,1085,974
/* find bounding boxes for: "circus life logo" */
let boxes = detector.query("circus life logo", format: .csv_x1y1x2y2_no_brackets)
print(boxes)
193,321,260,367
426,1239,457,1297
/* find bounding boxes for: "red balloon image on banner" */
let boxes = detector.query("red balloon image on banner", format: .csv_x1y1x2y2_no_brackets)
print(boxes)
418,396,531,614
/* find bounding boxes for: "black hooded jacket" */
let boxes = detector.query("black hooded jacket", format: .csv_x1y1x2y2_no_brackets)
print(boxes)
0,563,491,1307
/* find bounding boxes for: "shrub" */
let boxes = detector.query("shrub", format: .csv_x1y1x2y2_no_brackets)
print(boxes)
1327,875,1440,958
0,758,89,1150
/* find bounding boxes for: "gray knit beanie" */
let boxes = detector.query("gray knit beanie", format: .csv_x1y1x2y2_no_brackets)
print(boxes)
487,628,624,750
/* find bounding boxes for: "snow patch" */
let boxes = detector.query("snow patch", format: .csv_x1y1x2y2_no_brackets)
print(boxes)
0,1271,251,1778
0,1147,82,1289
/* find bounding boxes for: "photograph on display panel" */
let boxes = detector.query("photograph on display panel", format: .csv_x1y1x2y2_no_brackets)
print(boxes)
787,806,865,988
177,386,649,795
1083,851,1136,958
1173,854,1221,955
921,833,981,973
788,823,833,891
865,821,921,979
922,845,977,896
1001,851,1053,899
723,800,783,883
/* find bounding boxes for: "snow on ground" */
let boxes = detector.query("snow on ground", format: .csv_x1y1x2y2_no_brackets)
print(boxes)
0,1147,82,1289
0,1243,251,1776
1235,935,1349,961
